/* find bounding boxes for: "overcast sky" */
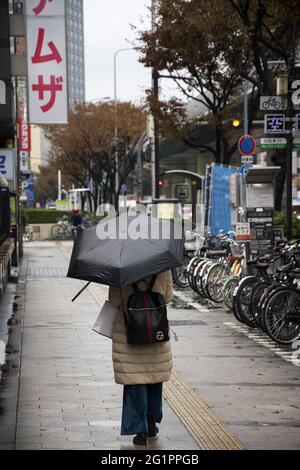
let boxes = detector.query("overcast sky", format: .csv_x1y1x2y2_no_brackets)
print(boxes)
83,0,180,104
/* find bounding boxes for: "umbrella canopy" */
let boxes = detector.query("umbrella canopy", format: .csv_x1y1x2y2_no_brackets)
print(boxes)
67,213,184,288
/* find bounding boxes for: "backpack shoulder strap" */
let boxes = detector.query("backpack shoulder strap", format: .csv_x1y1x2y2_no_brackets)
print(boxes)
132,282,140,292
132,276,157,292
149,274,158,291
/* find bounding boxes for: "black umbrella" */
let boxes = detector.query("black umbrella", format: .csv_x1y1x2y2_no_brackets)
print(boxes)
67,213,184,290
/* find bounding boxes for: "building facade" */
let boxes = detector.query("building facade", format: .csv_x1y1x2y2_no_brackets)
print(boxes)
66,0,86,109
25,0,86,172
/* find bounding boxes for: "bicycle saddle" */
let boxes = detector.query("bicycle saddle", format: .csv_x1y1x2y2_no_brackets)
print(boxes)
256,262,269,269
207,250,228,257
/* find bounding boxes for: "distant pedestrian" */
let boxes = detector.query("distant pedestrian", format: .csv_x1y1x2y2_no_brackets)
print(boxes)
70,209,83,240
108,270,173,446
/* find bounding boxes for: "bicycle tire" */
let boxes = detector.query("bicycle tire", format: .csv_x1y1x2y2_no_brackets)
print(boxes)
250,280,270,328
172,256,190,288
263,287,300,345
194,260,211,298
51,224,64,240
233,276,257,327
223,276,240,311
204,263,226,303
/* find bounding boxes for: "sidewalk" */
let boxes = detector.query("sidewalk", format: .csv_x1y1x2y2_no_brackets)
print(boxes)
1,241,300,450
0,242,199,450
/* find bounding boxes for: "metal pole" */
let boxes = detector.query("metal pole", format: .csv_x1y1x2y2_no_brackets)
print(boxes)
153,69,160,199
113,50,119,201
243,79,249,135
151,0,160,199
286,23,297,241
286,64,295,241
113,47,138,206
58,170,62,201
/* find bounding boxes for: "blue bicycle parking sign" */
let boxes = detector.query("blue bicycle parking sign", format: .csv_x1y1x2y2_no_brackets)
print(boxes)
265,114,285,134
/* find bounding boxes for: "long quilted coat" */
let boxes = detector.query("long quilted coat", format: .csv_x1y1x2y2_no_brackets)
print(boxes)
108,271,173,385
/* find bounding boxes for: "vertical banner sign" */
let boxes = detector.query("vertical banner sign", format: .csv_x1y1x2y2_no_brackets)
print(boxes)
18,120,31,152
17,77,31,173
26,0,69,124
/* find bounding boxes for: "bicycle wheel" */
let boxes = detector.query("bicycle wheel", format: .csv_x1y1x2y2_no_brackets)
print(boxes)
223,276,240,311
259,283,283,332
194,260,211,297
187,257,200,289
65,224,72,239
199,260,216,298
51,224,64,240
233,276,257,327
263,288,300,345
250,281,270,328
172,256,190,288
205,263,226,303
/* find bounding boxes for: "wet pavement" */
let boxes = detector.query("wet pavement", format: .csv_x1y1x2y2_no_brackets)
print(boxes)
0,241,300,450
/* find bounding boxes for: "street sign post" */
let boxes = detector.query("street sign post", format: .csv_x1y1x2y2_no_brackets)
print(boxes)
175,183,189,200
260,96,287,111
239,163,253,175
264,114,285,134
241,155,255,164
238,135,256,156
260,137,300,149
260,137,287,149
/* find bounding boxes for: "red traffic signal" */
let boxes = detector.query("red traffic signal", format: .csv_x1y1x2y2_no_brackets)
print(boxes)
157,179,164,188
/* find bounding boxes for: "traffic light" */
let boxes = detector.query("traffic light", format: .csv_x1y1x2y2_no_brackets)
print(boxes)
158,179,164,188
231,113,242,128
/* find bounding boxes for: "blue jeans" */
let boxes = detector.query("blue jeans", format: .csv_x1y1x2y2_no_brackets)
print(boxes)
121,383,163,435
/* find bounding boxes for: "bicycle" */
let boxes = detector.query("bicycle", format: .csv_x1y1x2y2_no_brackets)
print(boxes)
23,225,33,243
51,216,72,240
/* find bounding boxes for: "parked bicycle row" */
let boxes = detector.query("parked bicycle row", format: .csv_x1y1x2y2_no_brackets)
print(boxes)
172,231,300,346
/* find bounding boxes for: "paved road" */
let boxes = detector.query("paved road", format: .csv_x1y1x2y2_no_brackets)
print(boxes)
0,241,299,450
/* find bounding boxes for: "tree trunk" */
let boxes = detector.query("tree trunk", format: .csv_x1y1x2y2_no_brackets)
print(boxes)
271,150,286,212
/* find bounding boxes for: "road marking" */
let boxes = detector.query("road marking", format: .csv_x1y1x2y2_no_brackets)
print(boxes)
174,288,300,367
224,322,297,365
88,283,246,449
164,372,245,450
57,245,246,449
173,290,210,312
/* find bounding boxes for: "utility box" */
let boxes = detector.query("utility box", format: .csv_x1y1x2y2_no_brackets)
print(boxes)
245,167,280,255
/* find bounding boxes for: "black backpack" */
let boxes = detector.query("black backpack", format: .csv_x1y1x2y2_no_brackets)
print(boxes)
124,275,169,346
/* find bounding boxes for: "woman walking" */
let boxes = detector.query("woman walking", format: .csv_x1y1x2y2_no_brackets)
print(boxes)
108,270,173,446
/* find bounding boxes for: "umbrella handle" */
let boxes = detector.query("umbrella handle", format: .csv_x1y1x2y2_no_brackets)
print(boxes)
71,282,91,302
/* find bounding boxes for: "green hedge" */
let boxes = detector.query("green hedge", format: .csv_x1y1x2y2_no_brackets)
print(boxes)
22,209,73,224
273,211,300,239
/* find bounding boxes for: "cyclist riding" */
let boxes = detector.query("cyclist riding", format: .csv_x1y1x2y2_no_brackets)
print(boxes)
71,209,83,240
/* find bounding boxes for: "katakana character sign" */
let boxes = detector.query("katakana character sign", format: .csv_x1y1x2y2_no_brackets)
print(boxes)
32,75,63,113
26,2,68,123
32,0,53,16
26,0,64,17
32,28,62,64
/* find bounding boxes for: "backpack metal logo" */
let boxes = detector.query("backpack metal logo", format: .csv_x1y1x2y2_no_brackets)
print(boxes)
156,331,164,341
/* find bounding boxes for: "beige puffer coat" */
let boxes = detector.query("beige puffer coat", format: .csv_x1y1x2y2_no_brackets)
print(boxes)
108,270,173,385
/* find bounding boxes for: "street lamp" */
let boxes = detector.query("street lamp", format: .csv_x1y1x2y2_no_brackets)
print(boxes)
113,47,139,200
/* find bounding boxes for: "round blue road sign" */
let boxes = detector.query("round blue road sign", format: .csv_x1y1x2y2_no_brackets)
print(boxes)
238,135,256,156
239,163,253,175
